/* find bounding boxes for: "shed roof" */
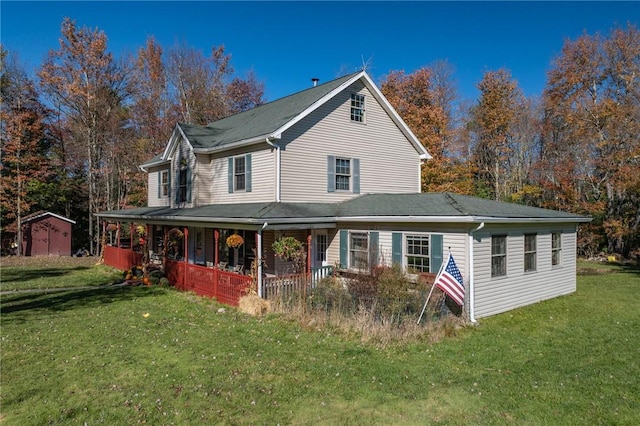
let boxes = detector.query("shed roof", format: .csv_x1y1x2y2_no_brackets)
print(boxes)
21,211,76,225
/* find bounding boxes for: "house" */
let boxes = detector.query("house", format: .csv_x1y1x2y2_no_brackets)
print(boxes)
97,71,590,319
20,211,76,257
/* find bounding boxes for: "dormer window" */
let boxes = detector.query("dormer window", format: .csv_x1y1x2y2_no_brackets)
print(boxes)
177,167,190,203
350,93,365,122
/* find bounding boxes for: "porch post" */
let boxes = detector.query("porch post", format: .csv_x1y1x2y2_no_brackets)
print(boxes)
306,234,312,275
183,227,189,288
116,223,121,248
256,227,263,298
214,229,220,266
183,227,189,263
163,225,168,268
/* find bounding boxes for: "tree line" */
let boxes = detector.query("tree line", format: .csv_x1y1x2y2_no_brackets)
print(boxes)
1,18,638,258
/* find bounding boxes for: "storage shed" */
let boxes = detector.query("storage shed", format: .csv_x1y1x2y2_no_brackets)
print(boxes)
20,211,75,256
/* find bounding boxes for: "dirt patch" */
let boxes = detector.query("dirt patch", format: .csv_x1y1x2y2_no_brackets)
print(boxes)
0,255,101,269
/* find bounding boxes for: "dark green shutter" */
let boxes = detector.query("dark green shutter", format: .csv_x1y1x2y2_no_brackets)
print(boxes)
352,158,360,194
167,169,171,199
186,168,192,203
228,158,234,193
369,231,379,266
431,234,443,273
175,169,181,204
157,172,161,198
392,232,403,265
245,154,252,192
339,230,348,268
327,155,336,193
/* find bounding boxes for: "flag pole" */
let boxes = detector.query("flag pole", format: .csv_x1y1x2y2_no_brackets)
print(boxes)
417,252,450,325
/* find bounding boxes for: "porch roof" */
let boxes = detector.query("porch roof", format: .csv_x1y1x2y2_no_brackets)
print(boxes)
97,193,590,227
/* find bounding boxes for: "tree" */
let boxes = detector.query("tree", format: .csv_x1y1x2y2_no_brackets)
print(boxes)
0,47,53,254
541,23,640,255
38,18,132,254
469,69,525,200
167,43,232,125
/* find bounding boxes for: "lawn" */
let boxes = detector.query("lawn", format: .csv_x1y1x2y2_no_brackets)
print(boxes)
1,257,638,425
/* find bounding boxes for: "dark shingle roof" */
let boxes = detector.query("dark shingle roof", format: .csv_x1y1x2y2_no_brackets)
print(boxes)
338,193,590,220
178,72,360,150
97,193,590,225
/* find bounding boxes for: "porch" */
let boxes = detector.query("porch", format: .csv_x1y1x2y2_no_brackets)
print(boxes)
103,244,334,306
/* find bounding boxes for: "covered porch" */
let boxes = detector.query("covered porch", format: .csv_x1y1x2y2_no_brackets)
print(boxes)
100,220,334,306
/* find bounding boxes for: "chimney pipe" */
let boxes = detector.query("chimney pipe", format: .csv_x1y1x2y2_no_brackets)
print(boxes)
311,77,319,87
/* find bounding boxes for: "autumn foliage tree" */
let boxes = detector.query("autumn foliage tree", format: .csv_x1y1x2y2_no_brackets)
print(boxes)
381,67,473,194
0,47,53,253
541,23,640,256
39,18,132,254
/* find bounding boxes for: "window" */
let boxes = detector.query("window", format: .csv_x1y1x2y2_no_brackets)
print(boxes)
228,154,252,193
335,158,351,191
159,170,169,198
349,232,369,270
234,156,246,191
178,168,189,203
524,234,537,272
552,232,562,266
315,234,327,264
491,235,507,277
350,93,365,122
406,234,430,272
328,156,360,194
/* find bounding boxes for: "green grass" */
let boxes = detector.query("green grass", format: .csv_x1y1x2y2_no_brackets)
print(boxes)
1,260,639,425
0,257,123,291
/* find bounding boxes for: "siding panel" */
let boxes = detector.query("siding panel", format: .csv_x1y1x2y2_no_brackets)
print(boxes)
279,82,423,202
472,224,578,319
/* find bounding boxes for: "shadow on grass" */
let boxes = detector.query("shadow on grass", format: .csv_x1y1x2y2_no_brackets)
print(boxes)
1,266,92,284
0,285,169,321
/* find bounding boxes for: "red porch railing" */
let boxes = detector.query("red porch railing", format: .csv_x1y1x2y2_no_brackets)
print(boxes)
103,245,143,271
164,260,253,307
103,248,251,307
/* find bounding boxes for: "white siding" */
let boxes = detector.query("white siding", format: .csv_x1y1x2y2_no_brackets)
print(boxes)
279,82,423,203
147,167,170,207
472,224,578,319
209,146,276,204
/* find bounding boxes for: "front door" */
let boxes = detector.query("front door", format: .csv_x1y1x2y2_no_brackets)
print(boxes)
311,230,328,268
191,227,205,265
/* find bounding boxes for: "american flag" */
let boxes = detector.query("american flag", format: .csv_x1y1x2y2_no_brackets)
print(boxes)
434,253,465,306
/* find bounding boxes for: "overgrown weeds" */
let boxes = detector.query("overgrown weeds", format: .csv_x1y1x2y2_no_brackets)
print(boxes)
263,265,466,347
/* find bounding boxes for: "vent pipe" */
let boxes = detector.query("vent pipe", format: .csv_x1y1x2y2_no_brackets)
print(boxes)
311,77,319,87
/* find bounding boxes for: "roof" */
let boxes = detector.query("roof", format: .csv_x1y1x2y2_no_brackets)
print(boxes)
96,193,591,228
141,71,429,170
20,211,76,225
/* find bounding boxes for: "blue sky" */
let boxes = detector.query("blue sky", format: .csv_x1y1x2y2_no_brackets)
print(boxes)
1,1,638,102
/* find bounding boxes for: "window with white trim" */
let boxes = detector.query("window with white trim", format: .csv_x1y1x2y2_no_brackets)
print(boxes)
491,235,507,277
552,232,562,266
160,170,169,198
350,93,365,122
234,156,246,191
406,234,430,272
349,232,369,270
335,158,351,191
524,234,537,272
